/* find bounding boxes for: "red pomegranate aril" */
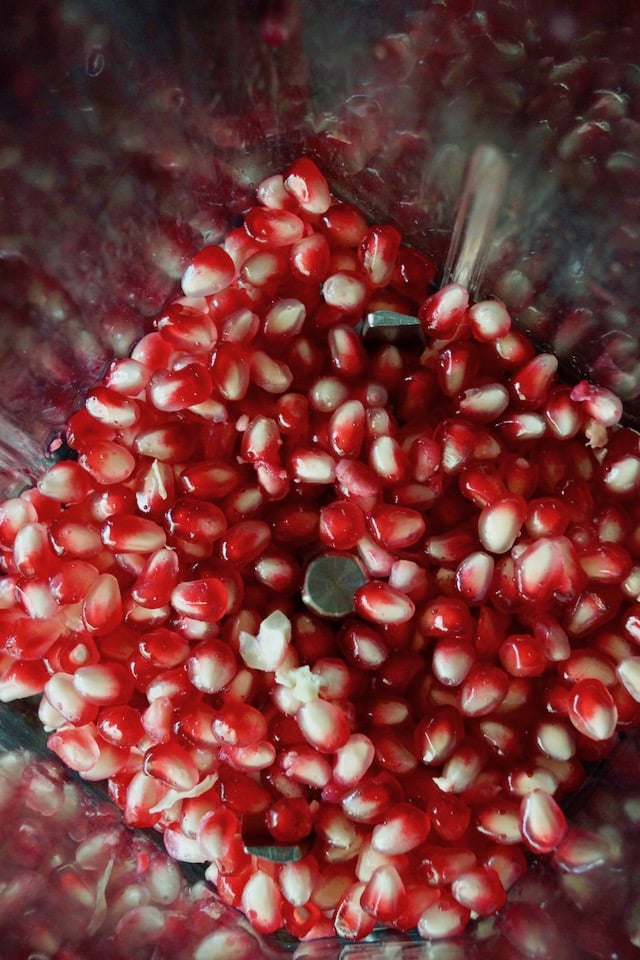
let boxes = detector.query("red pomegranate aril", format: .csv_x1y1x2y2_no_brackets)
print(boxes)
72,663,132,706
256,173,296,211
85,386,141,429
371,803,430,855
209,342,251,402
78,440,136,485
460,663,510,717
478,495,527,555
170,578,229,622
499,635,547,678
432,638,475,687
263,298,306,341
322,271,369,313
509,352,559,409
44,672,97,726
331,733,375,788
82,573,123,635
354,581,414,625
244,207,305,247
455,551,495,604
143,742,199,791
148,362,212,412
49,519,102,559
104,357,151,396
3,615,62,660
570,380,623,427
37,461,94,503
13,575,52,626
519,789,568,855
368,504,425,550
419,283,469,339
467,298,511,341
358,224,402,288
290,233,331,283
419,596,473,640
360,864,407,922
101,516,166,554
438,419,502,474
130,550,178,610
567,677,618,741
543,385,583,439
297,699,351,753
97,703,144,747
240,248,290,287
283,157,331,214
213,702,267,747
318,500,366,551
156,301,218,353
0,659,49,701
13,522,55,579
334,882,377,940
451,865,506,916
417,894,470,940
459,382,510,421
181,245,235,297
0,497,38,548
328,325,367,378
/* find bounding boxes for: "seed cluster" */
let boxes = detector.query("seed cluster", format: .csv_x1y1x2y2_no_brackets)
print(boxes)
1,158,640,941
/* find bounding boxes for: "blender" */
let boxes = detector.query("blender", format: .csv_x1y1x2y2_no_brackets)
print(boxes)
1,1,640,956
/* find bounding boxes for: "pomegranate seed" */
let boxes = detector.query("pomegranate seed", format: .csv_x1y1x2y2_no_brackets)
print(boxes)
245,207,304,247
104,357,151,396
419,283,468,339
570,380,623,427
358,225,402,288
256,173,295,210
181,245,235,297
82,574,123,635
509,353,558,408
37,461,93,503
455,551,495,603
354,581,415,625
240,247,290,287
459,382,510,421
334,882,376,940
468,299,511,341
148,362,212,412
567,677,618,740
72,663,132,706
371,803,430,855
360,864,406,922
47,725,101,774
417,894,470,940
478,496,527,554
284,158,331,215
78,440,136,485
519,789,568,854
451,865,507,915
499,634,546,678
290,235,330,289
170,579,229,622
297,699,351,753
322,271,369,313
101,515,166,553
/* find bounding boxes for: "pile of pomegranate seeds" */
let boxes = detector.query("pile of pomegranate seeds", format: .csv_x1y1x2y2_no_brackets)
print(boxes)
1,156,640,944
0,750,277,960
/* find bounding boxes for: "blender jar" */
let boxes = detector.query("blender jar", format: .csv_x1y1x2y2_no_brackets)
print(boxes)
1,1,640,957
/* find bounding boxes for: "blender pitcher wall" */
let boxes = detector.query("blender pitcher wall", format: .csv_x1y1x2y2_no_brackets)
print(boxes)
3,0,640,474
